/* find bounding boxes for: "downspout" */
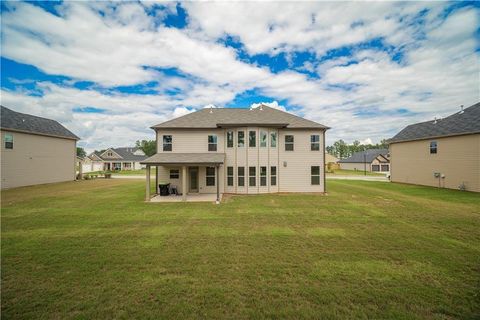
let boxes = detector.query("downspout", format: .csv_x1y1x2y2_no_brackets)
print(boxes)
323,129,327,193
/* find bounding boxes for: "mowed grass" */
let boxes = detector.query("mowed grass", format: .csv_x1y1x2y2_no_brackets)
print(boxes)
1,180,479,319
327,169,385,176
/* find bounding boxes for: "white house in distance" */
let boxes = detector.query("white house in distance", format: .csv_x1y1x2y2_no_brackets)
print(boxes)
338,149,390,173
84,147,147,172
1,106,79,189
141,105,329,202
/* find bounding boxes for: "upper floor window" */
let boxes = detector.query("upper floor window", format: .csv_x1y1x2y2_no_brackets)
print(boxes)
430,141,437,154
249,131,256,147
4,133,13,149
260,131,267,147
285,135,294,151
311,166,320,185
270,132,277,148
163,135,172,152
206,167,216,186
227,131,234,148
107,152,113,157
208,135,217,151
311,135,320,151
238,131,245,147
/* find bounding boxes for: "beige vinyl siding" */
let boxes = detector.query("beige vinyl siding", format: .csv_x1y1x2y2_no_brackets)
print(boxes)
390,134,480,192
158,166,183,191
1,130,76,189
278,129,325,192
156,129,224,153
154,127,325,194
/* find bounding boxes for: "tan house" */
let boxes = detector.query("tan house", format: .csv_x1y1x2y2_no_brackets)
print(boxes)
338,149,390,173
1,106,79,189
87,147,147,172
389,102,480,192
141,105,329,202
325,153,339,164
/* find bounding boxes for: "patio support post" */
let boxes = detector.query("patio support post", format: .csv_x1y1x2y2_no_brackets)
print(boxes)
155,165,158,195
216,165,220,204
145,165,151,201
182,166,187,202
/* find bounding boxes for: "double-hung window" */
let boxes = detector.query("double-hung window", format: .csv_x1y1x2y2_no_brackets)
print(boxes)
260,131,267,147
270,166,277,186
311,135,320,151
227,166,234,186
249,167,256,186
430,141,437,154
170,169,179,179
4,133,13,149
163,135,172,151
238,167,245,186
206,167,216,186
238,131,245,147
311,166,320,185
260,166,267,186
285,135,294,151
208,135,217,151
227,131,234,148
249,131,256,147
270,132,277,148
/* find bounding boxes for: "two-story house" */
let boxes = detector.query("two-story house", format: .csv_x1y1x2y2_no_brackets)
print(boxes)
87,147,147,172
141,105,329,202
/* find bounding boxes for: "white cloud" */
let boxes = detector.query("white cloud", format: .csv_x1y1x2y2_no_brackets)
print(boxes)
359,138,373,145
250,101,286,111
1,1,478,149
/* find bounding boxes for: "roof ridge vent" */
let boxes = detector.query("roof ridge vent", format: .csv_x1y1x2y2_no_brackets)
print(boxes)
433,116,437,124
259,104,263,111
209,106,213,114
459,105,464,114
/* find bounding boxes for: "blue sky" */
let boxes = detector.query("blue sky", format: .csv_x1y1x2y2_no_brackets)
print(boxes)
1,1,479,151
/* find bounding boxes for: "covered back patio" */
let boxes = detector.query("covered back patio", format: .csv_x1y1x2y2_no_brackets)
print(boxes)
141,153,225,203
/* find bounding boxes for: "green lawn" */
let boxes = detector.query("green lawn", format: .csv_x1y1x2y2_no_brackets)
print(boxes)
112,167,156,175
2,180,479,319
327,169,385,176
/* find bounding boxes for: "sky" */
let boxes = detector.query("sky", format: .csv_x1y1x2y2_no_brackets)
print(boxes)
1,1,479,152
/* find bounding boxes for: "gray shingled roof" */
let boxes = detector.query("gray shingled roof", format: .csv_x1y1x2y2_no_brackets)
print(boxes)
153,105,329,129
389,102,480,143
1,105,79,140
92,147,147,161
338,149,389,163
141,153,225,165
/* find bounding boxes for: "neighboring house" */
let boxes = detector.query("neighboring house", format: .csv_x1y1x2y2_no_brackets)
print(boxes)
325,153,339,164
87,147,147,171
1,106,79,189
389,102,480,192
338,149,390,172
141,105,329,201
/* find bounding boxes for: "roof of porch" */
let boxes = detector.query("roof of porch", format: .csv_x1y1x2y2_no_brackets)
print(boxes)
141,153,225,165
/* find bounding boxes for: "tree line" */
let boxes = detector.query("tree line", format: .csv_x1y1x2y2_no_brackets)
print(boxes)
326,139,388,159
76,140,156,158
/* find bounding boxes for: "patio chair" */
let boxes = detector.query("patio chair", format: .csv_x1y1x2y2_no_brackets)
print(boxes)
170,185,179,196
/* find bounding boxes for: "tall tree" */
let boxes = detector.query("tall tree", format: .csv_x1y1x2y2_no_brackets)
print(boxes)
135,140,156,156
328,139,389,159
76,147,86,158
